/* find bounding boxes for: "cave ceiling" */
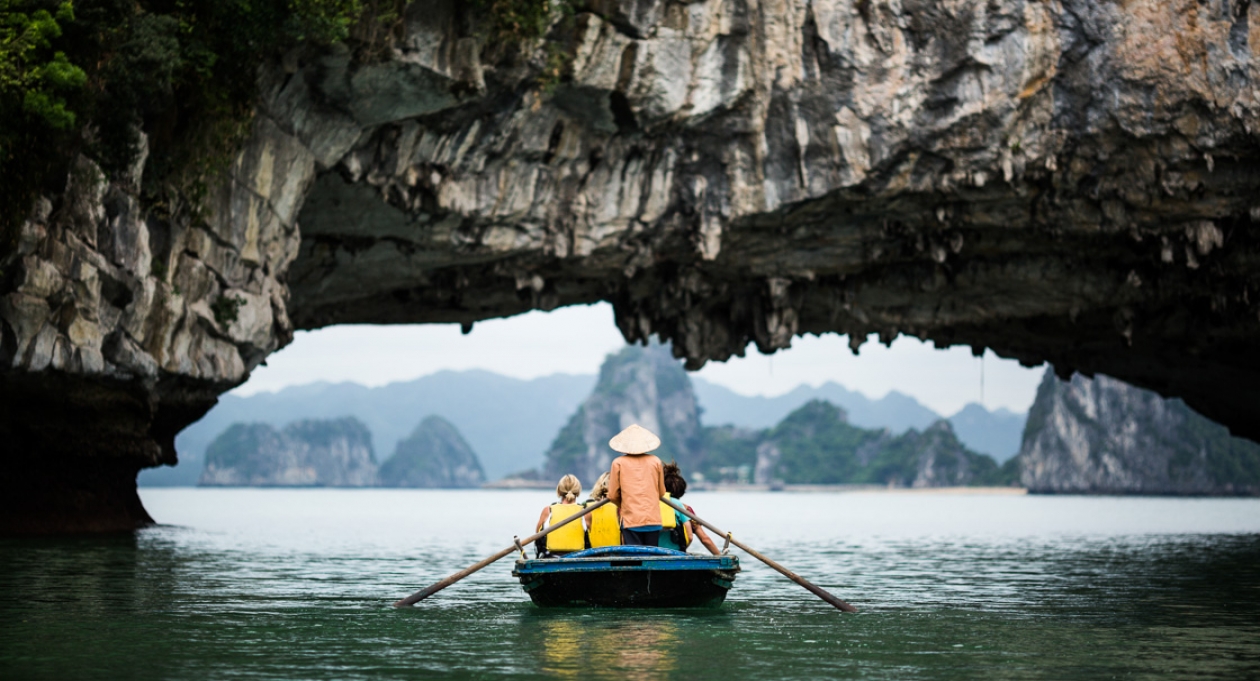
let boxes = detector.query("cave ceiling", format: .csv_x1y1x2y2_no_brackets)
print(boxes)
286,0,1260,440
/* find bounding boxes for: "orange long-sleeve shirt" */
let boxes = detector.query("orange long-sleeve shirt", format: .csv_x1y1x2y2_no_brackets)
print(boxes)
607,453,666,529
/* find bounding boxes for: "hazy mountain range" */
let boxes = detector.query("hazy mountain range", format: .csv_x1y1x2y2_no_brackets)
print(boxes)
141,370,1026,486
694,380,1026,465
142,371,595,486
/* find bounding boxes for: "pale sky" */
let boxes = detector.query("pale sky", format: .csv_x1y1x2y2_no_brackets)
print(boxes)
236,302,1045,416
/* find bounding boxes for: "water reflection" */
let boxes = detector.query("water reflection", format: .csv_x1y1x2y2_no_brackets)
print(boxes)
2,491,1260,680
536,615,680,681
0,533,183,680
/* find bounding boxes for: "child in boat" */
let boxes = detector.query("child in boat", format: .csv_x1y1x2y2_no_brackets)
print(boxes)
661,462,720,555
606,424,668,546
536,474,585,557
584,472,620,548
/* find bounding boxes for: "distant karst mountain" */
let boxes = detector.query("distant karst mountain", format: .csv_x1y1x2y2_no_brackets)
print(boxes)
692,379,939,432
1020,368,1260,495
543,343,702,484
539,346,1012,488
145,370,596,485
947,404,1026,464
145,349,1027,486
692,379,1025,462
199,418,377,487
378,416,486,488
703,400,1014,487
200,415,487,488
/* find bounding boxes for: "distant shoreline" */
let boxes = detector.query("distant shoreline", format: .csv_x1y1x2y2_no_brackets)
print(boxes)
482,479,1028,494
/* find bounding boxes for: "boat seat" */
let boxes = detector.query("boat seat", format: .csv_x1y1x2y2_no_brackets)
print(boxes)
563,546,688,559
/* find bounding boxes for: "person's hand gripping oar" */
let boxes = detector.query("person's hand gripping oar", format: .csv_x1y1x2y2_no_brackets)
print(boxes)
662,496,858,612
393,498,610,607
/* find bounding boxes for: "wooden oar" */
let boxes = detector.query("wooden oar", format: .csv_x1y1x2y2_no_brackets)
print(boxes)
393,498,610,607
662,496,858,613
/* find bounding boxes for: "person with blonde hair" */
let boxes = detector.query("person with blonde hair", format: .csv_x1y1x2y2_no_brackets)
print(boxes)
607,424,668,546
535,474,585,557
584,471,620,548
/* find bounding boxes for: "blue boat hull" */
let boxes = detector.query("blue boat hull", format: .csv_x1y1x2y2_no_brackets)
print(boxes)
513,546,740,608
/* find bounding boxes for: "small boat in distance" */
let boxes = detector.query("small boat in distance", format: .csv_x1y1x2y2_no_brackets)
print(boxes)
513,546,741,608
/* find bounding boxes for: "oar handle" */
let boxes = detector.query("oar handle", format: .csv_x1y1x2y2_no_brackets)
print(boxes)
394,498,611,607
661,496,857,613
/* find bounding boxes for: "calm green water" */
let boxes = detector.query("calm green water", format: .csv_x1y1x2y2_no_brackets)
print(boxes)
2,490,1259,680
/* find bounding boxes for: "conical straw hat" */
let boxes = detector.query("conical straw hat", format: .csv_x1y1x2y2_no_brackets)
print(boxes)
609,424,661,455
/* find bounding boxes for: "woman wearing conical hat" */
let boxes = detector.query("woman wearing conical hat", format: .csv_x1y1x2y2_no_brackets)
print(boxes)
606,424,668,547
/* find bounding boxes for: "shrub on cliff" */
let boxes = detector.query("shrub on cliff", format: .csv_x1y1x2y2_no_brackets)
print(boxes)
0,0,371,248
0,0,585,255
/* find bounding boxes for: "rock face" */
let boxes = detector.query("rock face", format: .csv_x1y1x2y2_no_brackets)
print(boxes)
544,342,701,485
199,418,377,486
377,416,486,488
1020,368,1260,495
1,124,307,529
2,0,1259,530
706,399,1009,486
285,0,1260,450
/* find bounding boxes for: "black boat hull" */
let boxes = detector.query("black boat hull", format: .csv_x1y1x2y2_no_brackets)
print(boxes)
513,546,740,608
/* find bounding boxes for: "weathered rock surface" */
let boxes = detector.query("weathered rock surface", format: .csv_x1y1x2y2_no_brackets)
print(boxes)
2,0,1259,530
1020,368,1260,495
199,417,377,486
0,123,307,530
544,342,701,484
377,415,486,488
287,0,1260,452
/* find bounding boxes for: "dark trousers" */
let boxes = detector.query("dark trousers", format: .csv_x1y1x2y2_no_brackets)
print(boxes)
621,528,660,546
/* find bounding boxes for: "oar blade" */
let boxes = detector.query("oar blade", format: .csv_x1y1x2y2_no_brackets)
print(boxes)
660,496,858,613
393,498,611,607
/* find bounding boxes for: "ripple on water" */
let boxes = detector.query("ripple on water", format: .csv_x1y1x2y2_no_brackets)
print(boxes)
1,490,1259,680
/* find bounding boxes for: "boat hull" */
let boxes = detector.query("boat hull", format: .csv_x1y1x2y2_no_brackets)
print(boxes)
513,546,740,608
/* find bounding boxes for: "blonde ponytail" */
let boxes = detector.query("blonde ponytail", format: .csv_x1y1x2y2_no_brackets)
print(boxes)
556,474,582,502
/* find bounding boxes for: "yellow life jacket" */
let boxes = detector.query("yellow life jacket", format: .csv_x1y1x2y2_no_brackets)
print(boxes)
658,502,694,551
547,503,585,552
659,493,677,529
587,502,620,548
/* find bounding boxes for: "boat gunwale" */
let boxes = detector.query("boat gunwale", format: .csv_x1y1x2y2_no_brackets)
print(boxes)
513,554,740,576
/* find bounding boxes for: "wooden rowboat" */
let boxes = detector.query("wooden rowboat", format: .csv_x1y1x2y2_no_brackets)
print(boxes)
512,546,741,608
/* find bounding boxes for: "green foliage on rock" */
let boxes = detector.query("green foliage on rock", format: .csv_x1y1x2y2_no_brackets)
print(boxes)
0,0,85,130
211,294,244,328
474,0,576,90
0,0,84,249
474,0,559,45
377,415,486,488
767,400,885,484
203,422,285,476
699,399,1017,487
697,425,759,483
541,342,703,484
0,0,379,248
544,405,591,478
0,0,582,251
200,416,376,486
